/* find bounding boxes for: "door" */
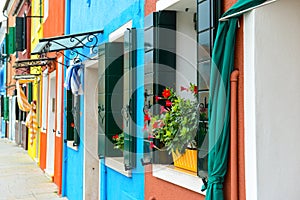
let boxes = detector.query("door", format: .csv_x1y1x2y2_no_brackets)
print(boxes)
45,72,56,177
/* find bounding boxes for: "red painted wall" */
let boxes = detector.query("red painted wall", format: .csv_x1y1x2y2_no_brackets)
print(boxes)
144,0,246,199
42,0,65,195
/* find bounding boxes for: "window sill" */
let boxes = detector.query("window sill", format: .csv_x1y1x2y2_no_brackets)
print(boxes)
105,157,132,177
152,164,206,195
67,141,78,151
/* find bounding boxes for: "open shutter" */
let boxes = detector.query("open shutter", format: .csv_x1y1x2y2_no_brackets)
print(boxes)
98,43,124,158
123,28,137,170
66,90,74,141
4,97,9,121
16,17,26,51
73,95,80,146
7,27,16,55
196,0,221,178
143,11,176,164
1,96,4,117
15,95,20,121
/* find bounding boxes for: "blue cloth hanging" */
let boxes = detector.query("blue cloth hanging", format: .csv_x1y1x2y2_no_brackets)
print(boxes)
64,64,83,96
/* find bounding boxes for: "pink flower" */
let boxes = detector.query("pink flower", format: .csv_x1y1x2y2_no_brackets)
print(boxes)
148,134,154,140
143,124,148,131
153,120,164,129
160,106,167,114
150,142,155,149
180,86,188,91
155,96,161,102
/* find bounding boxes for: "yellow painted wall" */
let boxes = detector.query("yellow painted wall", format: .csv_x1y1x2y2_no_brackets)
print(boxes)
28,0,44,160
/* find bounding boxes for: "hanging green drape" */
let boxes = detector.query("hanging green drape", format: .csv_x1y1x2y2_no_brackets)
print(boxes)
204,0,266,199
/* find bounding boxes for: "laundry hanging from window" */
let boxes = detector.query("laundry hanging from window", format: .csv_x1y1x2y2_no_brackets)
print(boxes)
16,80,38,146
64,64,83,95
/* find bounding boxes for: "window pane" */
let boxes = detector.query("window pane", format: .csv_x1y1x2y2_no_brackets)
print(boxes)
198,0,210,32
197,60,210,90
198,30,210,62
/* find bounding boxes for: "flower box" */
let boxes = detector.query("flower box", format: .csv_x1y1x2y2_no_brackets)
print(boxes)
172,149,197,173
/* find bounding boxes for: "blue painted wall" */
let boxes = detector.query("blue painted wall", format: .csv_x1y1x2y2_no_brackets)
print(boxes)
0,40,6,138
63,1,145,199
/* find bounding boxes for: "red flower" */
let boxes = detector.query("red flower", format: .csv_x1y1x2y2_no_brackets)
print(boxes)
162,89,171,98
144,114,151,122
112,134,119,140
160,106,167,114
180,86,188,91
155,96,161,102
193,85,198,94
165,100,172,107
150,142,155,149
70,122,75,128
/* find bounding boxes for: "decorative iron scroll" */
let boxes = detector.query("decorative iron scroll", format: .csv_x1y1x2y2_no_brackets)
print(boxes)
37,30,103,58
13,58,55,69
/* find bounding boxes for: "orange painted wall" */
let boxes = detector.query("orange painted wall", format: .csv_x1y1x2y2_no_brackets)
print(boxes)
144,0,246,199
39,131,47,170
42,0,65,194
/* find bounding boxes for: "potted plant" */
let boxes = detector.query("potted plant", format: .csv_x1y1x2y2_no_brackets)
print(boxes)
147,84,203,172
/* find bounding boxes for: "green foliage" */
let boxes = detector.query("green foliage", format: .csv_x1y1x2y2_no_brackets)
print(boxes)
150,84,200,154
112,132,124,151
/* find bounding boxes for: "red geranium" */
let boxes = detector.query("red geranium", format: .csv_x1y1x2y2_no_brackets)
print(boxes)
162,89,171,98
193,85,198,94
165,100,172,107
112,134,119,140
70,122,75,128
144,114,151,122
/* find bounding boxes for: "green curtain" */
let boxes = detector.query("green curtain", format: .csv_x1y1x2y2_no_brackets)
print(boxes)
204,0,266,199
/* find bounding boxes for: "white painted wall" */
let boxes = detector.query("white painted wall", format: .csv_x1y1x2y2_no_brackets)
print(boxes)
83,62,99,200
176,12,197,97
244,1,300,199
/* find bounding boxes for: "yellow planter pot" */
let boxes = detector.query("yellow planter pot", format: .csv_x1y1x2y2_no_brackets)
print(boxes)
172,149,197,173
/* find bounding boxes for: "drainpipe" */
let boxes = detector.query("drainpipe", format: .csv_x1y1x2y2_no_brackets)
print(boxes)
230,69,239,200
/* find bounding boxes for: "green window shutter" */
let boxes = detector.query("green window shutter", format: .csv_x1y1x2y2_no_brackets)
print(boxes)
66,90,74,141
28,83,32,103
16,17,26,51
15,95,20,121
7,27,16,55
143,11,176,164
4,97,9,121
196,0,221,178
73,95,80,146
123,28,137,170
98,42,124,158
1,96,4,117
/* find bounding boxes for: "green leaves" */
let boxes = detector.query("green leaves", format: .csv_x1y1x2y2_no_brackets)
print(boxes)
150,85,200,154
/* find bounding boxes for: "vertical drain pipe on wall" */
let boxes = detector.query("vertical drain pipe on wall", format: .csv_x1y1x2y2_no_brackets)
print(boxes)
230,69,239,200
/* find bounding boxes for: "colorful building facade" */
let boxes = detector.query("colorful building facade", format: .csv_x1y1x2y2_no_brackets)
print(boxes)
2,0,300,200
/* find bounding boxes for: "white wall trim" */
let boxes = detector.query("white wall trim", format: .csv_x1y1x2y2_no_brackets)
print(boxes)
244,11,258,200
153,164,206,195
109,20,132,42
105,157,132,177
156,0,180,11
